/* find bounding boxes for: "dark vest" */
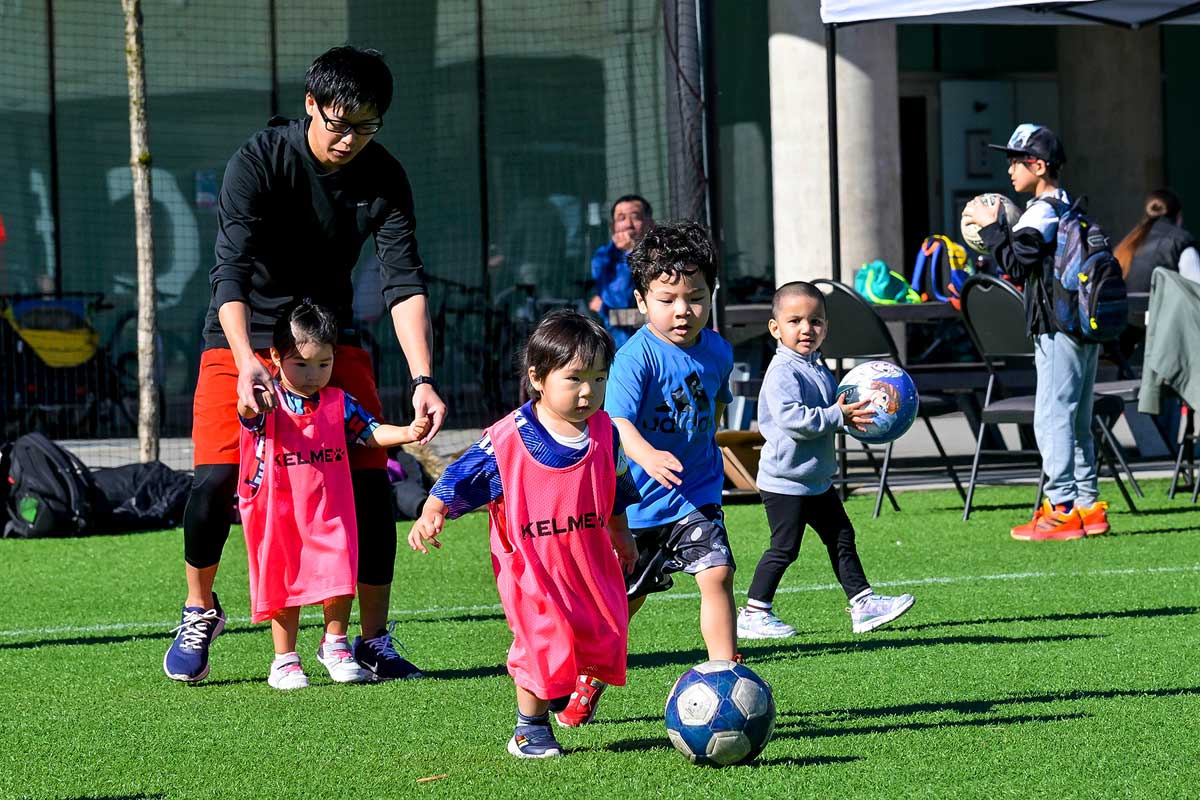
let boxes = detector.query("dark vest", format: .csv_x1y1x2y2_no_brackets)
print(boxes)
1127,218,1196,293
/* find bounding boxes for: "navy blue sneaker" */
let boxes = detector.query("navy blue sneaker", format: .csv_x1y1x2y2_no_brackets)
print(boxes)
352,621,423,681
507,724,563,759
163,593,226,682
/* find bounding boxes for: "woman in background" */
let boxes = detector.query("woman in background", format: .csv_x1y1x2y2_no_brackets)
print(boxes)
1114,189,1199,292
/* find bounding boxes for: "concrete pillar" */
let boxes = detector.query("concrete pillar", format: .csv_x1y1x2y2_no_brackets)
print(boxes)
1057,26,1162,237
768,4,902,285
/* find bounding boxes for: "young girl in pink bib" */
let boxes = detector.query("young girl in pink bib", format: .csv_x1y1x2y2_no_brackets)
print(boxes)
238,302,429,690
409,310,639,758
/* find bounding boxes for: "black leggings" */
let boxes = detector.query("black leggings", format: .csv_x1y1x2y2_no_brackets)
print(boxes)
182,464,397,586
747,488,870,604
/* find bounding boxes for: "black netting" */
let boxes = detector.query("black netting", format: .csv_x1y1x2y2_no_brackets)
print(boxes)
0,1,689,467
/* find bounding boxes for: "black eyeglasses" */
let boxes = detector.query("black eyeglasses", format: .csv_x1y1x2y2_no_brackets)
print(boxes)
316,105,382,136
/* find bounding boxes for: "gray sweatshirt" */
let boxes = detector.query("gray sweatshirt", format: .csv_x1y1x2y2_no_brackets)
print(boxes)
756,345,844,496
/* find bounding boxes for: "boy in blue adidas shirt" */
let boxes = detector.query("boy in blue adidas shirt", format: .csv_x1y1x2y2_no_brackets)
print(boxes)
558,220,738,727
962,123,1107,541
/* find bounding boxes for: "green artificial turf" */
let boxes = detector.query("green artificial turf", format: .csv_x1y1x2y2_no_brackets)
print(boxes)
2,480,1198,799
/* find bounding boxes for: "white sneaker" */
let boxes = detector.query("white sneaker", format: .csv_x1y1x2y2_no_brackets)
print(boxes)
317,638,367,683
737,607,797,639
268,653,309,690
849,593,915,634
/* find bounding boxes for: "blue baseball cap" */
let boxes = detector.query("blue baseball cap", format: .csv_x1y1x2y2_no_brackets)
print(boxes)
988,124,1066,167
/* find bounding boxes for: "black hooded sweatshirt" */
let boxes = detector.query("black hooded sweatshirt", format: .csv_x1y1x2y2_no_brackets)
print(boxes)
203,116,426,350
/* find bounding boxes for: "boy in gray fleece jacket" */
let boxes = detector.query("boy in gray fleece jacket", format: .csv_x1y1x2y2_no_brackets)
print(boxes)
737,282,915,639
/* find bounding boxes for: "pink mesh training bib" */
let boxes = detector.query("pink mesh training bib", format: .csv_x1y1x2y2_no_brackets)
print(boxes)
238,386,358,623
487,409,629,699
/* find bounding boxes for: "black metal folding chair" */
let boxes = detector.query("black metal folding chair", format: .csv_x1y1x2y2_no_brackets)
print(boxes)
958,274,1138,520
811,280,966,518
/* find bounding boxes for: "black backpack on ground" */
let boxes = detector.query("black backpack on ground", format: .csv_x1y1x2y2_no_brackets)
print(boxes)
3,432,100,538
91,461,192,533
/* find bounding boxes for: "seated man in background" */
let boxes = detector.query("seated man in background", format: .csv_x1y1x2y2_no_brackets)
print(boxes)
589,194,653,348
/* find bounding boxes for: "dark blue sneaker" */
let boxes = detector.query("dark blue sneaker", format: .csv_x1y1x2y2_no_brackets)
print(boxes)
352,621,423,681
507,724,563,759
163,593,226,682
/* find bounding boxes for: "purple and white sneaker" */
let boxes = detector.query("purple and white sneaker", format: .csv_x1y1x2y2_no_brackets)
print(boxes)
849,592,915,634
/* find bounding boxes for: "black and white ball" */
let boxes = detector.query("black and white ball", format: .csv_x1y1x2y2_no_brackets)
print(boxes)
664,660,776,766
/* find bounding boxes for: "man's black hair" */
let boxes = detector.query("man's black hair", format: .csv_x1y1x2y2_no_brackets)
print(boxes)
272,300,338,356
305,46,394,117
772,281,826,317
522,309,615,400
628,220,717,296
611,194,653,222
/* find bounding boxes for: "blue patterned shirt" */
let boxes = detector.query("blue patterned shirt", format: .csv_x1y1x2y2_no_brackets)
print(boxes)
431,402,640,520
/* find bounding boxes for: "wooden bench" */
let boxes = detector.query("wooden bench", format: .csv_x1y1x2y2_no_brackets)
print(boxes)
716,430,765,494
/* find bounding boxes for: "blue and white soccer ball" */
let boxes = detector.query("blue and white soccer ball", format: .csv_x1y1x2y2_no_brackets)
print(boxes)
836,360,919,445
664,660,776,766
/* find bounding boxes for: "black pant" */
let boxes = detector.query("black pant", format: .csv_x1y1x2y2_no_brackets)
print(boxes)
747,488,870,604
182,464,397,586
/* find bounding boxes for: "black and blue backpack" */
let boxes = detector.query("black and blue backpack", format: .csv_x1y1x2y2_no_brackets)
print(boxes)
1042,196,1128,342
3,432,98,538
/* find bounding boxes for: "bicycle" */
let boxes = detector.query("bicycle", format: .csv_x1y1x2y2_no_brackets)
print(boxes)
0,292,141,440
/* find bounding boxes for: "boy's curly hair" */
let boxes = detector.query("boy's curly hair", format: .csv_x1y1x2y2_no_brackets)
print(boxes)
628,220,717,297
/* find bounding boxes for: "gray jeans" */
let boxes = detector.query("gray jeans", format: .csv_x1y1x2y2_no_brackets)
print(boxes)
1034,332,1100,507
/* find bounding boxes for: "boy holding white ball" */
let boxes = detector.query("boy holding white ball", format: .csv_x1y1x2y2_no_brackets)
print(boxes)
961,123,1108,541
737,281,915,639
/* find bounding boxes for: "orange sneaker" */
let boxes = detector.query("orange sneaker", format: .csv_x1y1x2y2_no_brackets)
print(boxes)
1010,502,1048,540
554,674,607,727
1075,501,1110,535
1011,500,1085,541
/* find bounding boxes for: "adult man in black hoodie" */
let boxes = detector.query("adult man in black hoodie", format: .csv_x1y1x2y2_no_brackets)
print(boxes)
164,47,443,683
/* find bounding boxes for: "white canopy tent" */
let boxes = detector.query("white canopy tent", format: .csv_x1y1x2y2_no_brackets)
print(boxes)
814,0,1200,276
821,1,1200,27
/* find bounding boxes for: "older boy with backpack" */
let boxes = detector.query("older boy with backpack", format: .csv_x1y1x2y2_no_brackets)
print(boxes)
962,124,1127,541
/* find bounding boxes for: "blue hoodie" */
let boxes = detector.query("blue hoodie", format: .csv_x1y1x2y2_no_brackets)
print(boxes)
756,345,844,496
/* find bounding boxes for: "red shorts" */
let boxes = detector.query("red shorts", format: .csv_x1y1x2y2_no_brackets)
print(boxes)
192,345,387,470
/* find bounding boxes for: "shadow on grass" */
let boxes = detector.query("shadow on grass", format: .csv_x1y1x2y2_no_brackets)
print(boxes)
189,676,268,688
1,613,508,651
774,711,1089,739
420,664,508,681
593,736,671,753
401,612,508,625
1109,526,1199,537
1109,505,1200,517
420,632,1103,681
781,685,1200,722
589,737,860,769
752,754,862,768
629,632,1099,673
932,501,1032,513
891,605,1198,633
595,715,666,726
0,620,320,652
